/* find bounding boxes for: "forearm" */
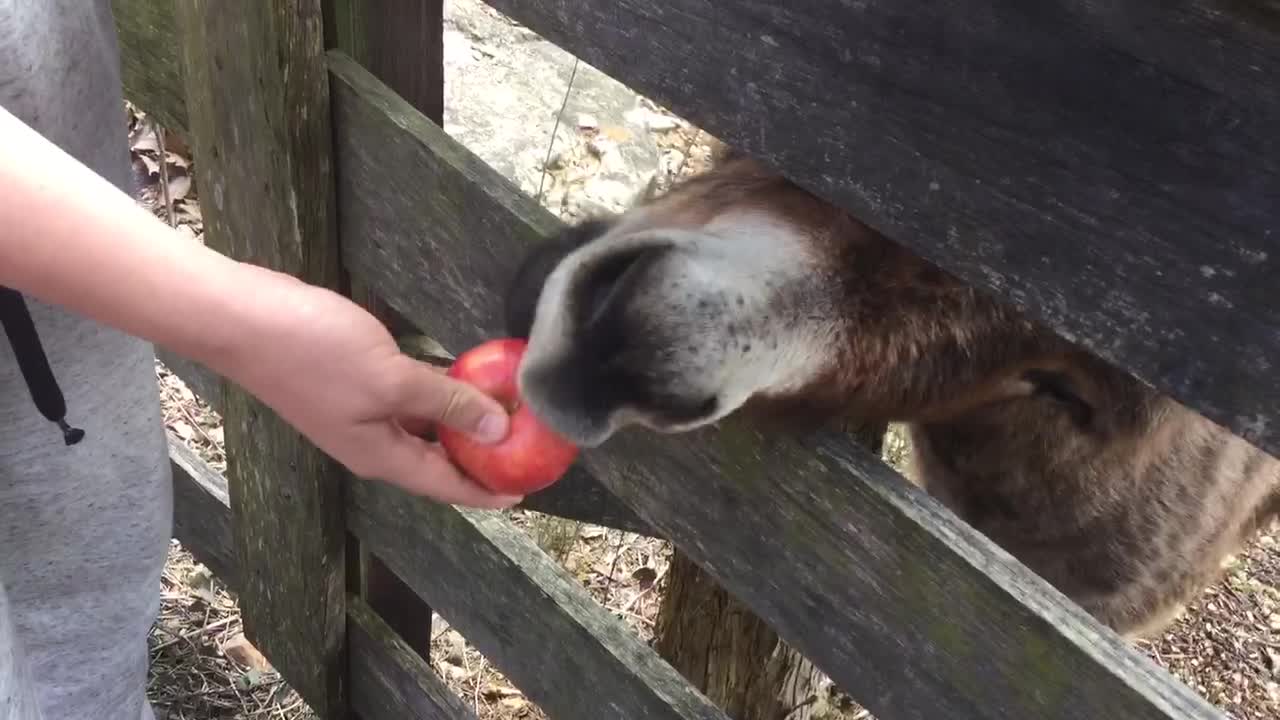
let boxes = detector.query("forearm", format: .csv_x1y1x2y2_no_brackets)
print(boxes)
0,106,290,375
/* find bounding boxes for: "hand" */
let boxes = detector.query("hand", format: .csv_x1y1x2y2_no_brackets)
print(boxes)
214,265,520,508
0,106,513,507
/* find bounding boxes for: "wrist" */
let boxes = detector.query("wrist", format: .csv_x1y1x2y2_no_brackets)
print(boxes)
182,256,315,386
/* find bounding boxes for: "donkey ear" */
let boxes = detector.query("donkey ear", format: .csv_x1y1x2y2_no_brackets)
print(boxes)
504,216,617,339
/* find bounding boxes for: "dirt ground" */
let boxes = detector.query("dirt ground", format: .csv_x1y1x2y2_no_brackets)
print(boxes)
125,2,1277,718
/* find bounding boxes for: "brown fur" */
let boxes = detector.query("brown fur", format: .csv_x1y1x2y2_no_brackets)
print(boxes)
506,152,1280,639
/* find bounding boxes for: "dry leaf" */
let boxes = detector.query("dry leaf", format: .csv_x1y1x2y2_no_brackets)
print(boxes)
632,566,658,589
137,153,160,176
131,131,160,154
222,632,273,673
440,663,471,681
166,174,192,201
500,697,529,711
175,202,202,225
163,131,190,157
482,684,521,699
171,420,194,441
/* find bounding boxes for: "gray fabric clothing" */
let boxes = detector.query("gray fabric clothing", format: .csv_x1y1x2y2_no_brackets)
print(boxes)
1,1,173,719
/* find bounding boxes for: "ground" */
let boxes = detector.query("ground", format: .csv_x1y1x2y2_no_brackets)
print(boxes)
125,1,1277,718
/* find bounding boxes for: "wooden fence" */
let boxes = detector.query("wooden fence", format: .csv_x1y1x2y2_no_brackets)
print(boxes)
111,1,1278,719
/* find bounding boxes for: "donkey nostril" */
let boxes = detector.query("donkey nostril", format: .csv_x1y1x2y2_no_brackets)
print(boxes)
575,243,673,330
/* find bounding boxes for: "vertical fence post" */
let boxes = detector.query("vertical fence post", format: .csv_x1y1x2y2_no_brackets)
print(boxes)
323,0,446,661
176,2,348,715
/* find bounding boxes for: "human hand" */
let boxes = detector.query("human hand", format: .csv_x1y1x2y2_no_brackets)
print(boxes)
0,105,512,507
211,265,521,508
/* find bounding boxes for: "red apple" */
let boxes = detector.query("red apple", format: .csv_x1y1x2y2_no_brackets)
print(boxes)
437,338,579,495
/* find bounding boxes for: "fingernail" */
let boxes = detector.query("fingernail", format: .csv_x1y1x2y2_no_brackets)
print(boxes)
475,413,508,443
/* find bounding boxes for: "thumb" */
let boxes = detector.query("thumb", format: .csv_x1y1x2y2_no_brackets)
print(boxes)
395,357,510,443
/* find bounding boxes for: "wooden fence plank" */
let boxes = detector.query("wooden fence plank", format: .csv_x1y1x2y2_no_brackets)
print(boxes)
176,1,348,714
478,0,1280,460
518,471,653,535
326,51,1227,720
347,479,730,720
166,444,477,719
324,0,449,664
112,0,187,132
349,597,479,720
168,436,236,585
327,0,443,122
327,49,558,355
156,349,224,414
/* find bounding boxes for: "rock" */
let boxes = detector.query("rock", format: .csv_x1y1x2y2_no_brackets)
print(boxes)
582,177,634,213
624,106,682,132
645,113,681,132
660,149,686,178
443,0,660,219
443,30,474,68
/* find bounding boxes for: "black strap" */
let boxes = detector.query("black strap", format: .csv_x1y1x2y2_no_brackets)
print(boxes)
0,286,85,445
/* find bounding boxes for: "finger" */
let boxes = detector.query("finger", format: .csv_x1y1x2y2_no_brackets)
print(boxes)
349,420,522,508
394,358,510,444
406,449,524,508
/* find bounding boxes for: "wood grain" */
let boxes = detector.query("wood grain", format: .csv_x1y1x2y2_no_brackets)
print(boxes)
327,53,1227,719
327,0,444,122
112,0,187,132
519,467,654,535
324,0,448,665
347,478,731,720
349,596,478,720
477,0,1280,460
169,436,236,585
176,1,348,714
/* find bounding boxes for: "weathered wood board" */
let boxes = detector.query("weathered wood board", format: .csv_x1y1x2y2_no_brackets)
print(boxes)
168,436,236,584
326,0,444,123
324,0,449,665
112,0,187,132
175,1,348,714
167,443,476,720
478,0,1280,460
327,53,1227,720
346,478,731,720
348,597,480,720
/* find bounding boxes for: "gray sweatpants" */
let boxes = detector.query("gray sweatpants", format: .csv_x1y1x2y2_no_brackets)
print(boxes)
1,2,173,719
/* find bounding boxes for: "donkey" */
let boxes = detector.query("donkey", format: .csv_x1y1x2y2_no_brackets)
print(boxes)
502,148,1280,639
